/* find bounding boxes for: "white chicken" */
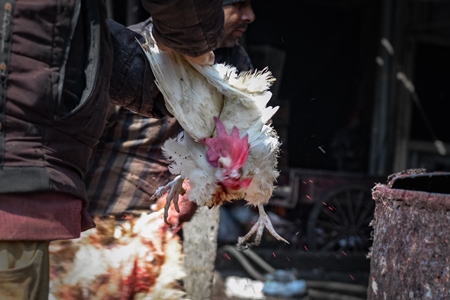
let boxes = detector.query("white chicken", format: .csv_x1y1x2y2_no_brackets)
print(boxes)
140,28,289,249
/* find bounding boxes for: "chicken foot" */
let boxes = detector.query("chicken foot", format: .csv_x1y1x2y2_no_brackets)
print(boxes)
149,175,186,224
236,204,290,250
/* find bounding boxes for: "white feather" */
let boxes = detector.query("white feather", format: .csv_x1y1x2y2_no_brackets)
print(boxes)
140,25,288,248
140,33,223,141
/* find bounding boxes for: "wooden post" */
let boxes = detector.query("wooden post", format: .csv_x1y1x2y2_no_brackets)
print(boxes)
368,169,450,299
182,206,220,300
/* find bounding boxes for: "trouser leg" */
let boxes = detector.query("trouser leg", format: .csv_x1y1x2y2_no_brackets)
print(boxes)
0,241,50,300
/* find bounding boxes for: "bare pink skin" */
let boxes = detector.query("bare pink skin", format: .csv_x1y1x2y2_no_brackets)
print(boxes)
200,117,252,190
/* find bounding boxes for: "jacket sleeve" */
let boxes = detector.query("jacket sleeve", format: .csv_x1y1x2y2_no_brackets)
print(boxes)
140,0,224,57
107,19,171,118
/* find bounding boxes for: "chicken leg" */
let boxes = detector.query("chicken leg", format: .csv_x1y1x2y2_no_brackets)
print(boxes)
150,175,186,224
236,204,290,250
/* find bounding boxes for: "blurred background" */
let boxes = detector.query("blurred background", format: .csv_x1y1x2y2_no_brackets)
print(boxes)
104,0,450,296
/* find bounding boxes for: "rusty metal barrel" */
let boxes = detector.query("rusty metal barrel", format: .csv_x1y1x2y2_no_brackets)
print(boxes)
368,169,450,300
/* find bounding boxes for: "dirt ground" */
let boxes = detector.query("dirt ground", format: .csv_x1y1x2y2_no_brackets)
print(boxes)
212,248,370,300
211,270,368,300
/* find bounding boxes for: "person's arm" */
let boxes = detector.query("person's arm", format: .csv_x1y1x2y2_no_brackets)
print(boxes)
108,0,224,116
141,0,224,64
108,19,170,118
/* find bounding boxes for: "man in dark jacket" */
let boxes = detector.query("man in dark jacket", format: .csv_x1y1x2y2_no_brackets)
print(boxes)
85,0,255,220
0,0,224,298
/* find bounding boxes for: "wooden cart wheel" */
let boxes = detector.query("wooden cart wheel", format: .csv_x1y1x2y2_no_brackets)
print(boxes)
306,185,374,253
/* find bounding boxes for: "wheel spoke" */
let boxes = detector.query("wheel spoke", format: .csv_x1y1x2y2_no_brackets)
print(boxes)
353,190,365,218
356,203,375,227
329,196,349,226
316,220,347,232
308,186,375,253
345,190,356,225
319,204,343,224
320,236,342,252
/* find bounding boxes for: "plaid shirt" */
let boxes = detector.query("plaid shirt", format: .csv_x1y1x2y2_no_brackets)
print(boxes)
86,21,253,217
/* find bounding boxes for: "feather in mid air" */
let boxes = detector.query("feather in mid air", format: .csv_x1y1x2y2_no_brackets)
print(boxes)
140,27,289,249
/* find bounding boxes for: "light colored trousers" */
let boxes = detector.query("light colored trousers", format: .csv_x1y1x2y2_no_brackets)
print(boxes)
0,241,49,300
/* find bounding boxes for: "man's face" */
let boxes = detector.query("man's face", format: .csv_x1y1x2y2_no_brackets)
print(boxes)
220,0,255,48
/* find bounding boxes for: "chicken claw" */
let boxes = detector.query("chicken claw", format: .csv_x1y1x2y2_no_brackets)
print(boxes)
236,204,289,250
149,175,186,224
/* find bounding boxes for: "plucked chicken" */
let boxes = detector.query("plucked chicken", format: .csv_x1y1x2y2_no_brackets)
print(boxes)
141,28,289,249
49,209,189,300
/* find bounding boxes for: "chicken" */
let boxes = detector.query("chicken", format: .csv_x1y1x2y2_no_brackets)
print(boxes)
140,28,289,249
49,209,189,300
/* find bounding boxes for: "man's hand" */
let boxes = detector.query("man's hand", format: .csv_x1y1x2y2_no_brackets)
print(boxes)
183,51,215,66
156,39,215,66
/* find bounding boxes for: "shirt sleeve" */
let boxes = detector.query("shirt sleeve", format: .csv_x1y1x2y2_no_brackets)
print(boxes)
107,19,169,118
140,0,224,57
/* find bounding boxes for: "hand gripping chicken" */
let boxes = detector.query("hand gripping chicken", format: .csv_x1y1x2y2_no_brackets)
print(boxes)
140,28,289,249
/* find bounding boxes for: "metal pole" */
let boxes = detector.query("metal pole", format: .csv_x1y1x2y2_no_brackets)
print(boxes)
126,0,141,26
369,0,393,176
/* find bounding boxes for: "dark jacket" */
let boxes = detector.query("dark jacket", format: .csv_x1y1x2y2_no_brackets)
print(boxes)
0,0,223,205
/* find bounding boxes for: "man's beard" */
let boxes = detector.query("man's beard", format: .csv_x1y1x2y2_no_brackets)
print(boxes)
220,37,238,49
